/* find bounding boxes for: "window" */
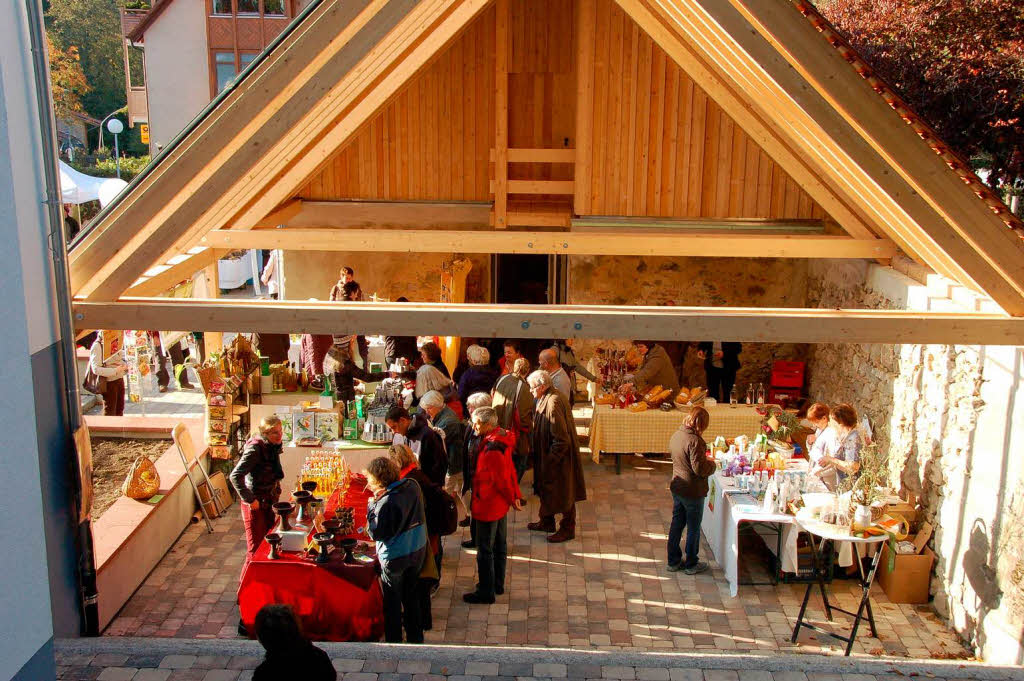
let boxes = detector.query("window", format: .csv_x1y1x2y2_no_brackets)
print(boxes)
214,51,236,92
239,52,258,72
237,0,258,14
263,0,285,15
212,0,231,14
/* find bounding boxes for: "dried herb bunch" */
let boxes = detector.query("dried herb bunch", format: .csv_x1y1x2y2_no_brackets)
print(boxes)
839,441,890,506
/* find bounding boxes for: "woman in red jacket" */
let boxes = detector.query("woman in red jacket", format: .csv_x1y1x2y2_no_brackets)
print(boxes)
463,407,523,604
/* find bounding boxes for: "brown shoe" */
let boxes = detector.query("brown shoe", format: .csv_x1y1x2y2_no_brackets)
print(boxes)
527,520,556,533
546,529,575,543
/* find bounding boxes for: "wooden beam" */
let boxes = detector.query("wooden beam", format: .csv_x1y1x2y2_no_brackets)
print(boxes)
574,0,596,215
72,299,1024,345
730,0,1024,305
611,0,881,245
489,148,577,164
252,198,304,229
493,0,509,229
70,0,384,296
201,228,897,258
624,0,1024,313
259,199,491,229
490,180,575,195
124,248,226,297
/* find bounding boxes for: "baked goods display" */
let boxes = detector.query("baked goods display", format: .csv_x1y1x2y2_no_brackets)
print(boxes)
675,386,706,406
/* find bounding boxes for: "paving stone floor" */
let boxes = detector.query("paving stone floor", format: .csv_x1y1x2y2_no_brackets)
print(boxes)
103,454,970,659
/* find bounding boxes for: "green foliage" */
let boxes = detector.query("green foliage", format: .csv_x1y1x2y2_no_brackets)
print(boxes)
838,441,890,506
47,35,90,119
817,0,1024,191
71,154,151,181
46,0,125,121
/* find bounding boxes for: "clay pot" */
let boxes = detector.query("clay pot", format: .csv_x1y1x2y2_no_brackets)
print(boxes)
266,532,282,559
292,490,313,525
313,532,333,564
340,537,358,564
272,502,295,532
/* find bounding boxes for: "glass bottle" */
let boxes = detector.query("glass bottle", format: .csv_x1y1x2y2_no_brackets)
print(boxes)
729,385,738,404
756,383,765,404
746,384,754,405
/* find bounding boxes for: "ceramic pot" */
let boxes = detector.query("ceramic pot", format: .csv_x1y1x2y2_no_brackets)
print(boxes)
272,502,294,532
266,532,282,559
853,504,873,532
313,532,333,564
340,537,357,564
292,490,313,524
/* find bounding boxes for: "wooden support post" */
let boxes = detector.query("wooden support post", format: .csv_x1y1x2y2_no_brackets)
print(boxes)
493,0,509,229
574,0,596,216
203,260,223,357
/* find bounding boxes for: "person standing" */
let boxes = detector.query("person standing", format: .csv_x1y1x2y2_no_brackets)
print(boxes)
458,345,500,412
537,348,572,403
420,390,467,520
500,339,526,375
666,407,716,574
527,370,587,543
89,331,128,416
385,297,420,369
328,266,355,302
419,341,451,379
697,341,742,403
463,407,523,604
256,332,291,365
260,250,281,299
627,341,680,393
491,358,534,481
300,331,333,389
385,406,449,486
365,456,427,644
229,416,285,559
460,391,493,545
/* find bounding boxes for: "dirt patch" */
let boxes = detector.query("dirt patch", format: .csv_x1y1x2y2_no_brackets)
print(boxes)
90,438,172,519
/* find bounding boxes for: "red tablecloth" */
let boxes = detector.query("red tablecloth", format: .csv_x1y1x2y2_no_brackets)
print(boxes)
238,478,384,642
325,474,373,541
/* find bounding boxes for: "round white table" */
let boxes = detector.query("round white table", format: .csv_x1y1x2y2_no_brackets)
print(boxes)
791,517,887,656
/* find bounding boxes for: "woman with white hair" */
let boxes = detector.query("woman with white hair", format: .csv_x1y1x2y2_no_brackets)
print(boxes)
527,369,586,543
459,391,493,543
414,362,462,417
457,344,499,413
420,390,468,521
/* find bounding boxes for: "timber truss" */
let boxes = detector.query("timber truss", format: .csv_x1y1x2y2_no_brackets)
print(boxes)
69,0,1024,344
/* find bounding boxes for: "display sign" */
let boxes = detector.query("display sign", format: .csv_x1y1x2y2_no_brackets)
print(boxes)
140,124,150,144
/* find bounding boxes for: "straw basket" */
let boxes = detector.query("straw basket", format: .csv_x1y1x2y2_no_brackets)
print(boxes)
122,456,160,500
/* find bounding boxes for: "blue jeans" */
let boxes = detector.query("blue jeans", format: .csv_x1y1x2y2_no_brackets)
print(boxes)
667,494,704,568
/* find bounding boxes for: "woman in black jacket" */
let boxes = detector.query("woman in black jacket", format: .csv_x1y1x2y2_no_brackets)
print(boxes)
666,407,717,574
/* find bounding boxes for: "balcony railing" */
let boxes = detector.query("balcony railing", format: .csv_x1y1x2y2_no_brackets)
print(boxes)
120,8,148,38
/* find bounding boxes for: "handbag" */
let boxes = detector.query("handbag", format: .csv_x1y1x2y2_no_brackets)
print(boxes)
122,456,160,500
82,340,108,395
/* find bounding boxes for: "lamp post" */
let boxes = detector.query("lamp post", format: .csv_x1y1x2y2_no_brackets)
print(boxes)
106,118,124,179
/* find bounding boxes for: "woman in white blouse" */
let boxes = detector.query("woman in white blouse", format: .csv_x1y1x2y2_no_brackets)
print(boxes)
89,331,129,416
806,402,839,490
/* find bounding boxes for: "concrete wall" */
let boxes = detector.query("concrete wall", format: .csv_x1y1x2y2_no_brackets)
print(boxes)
567,255,811,387
281,251,492,303
0,4,79,678
144,0,209,152
806,260,1024,663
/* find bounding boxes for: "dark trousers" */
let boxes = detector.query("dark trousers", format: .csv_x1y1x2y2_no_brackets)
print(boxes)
513,454,528,483
380,563,424,643
103,378,125,416
667,493,704,568
539,501,576,532
705,366,737,403
157,342,190,389
240,499,276,558
473,516,508,598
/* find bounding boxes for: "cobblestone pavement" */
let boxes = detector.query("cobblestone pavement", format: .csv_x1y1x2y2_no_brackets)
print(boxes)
84,383,207,419
104,454,970,659
54,638,1022,681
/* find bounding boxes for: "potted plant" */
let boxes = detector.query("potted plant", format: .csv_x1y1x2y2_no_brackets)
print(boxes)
838,442,889,530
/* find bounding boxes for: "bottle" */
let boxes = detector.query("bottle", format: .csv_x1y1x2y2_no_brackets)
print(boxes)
729,385,738,404
746,384,754,404
756,383,765,404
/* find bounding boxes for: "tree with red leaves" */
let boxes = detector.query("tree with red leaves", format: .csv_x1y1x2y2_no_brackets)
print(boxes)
817,0,1024,200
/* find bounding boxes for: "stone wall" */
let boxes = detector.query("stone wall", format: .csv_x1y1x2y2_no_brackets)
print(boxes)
567,255,811,388
280,251,491,303
806,260,1024,663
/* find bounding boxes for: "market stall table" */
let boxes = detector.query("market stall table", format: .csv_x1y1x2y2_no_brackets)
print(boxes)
589,403,764,473
791,517,886,656
237,474,384,642
700,470,800,597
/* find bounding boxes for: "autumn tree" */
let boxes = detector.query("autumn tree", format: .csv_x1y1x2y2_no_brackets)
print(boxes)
817,0,1024,195
47,35,90,119
46,0,124,121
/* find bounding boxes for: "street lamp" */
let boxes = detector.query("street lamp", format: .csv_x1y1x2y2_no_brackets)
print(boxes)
107,118,124,179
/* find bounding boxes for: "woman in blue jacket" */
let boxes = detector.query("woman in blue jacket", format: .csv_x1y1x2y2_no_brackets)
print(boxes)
365,457,428,643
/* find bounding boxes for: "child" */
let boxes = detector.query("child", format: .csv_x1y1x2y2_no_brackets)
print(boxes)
253,604,336,680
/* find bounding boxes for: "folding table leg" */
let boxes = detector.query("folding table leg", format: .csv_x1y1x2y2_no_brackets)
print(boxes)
816,538,834,621
792,534,820,643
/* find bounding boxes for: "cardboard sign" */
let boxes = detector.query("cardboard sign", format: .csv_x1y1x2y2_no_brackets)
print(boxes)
102,330,124,361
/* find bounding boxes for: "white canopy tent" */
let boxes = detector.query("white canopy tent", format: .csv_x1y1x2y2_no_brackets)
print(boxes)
59,160,128,207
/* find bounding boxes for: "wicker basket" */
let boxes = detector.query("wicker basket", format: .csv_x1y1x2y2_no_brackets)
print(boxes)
122,456,160,500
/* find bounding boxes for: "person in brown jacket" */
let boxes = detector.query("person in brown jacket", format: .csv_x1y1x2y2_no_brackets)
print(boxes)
491,358,534,481
627,341,680,393
527,370,587,543
667,406,716,574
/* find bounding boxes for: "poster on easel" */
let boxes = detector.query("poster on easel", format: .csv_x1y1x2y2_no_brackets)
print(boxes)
101,330,124,362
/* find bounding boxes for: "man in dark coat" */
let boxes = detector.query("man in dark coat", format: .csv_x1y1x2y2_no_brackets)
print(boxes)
385,406,449,486
491,366,533,481
526,370,586,543
697,341,742,403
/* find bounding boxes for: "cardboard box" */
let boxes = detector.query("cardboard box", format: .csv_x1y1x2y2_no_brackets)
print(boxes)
876,529,935,604
197,471,234,518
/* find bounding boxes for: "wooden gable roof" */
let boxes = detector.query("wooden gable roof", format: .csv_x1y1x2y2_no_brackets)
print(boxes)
69,0,1024,320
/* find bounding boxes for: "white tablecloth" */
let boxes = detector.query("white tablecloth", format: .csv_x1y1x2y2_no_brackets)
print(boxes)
700,471,800,597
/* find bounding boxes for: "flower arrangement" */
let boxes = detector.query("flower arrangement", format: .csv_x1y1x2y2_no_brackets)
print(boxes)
756,405,803,442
